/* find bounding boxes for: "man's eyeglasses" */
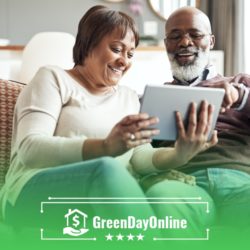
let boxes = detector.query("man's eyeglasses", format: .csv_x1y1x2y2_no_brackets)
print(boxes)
164,32,212,43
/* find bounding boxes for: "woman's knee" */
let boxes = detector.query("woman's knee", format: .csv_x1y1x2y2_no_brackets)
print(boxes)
145,180,216,229
145,180,198,197
93,156,130,178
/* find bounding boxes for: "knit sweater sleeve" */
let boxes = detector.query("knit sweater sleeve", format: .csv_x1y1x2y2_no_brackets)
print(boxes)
11,67,85,169
130,143,163,175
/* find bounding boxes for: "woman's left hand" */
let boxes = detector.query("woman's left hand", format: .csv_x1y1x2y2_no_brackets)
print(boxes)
174,100,218,162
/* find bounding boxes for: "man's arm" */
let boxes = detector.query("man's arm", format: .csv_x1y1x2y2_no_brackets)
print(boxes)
200,74,250,112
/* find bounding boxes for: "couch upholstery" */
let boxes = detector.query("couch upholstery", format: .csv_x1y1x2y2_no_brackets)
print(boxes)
0,79,25,189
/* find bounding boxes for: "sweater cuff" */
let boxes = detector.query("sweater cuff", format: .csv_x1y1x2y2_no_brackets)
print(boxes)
233,84,250,110
59,137,85,163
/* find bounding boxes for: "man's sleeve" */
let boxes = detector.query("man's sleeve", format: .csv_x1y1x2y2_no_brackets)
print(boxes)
230,73,250,111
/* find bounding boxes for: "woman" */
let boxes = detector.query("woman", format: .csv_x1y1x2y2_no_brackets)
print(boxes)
0,5,217,229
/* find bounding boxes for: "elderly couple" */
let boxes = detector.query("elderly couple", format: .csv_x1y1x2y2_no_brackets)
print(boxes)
1,5,250,234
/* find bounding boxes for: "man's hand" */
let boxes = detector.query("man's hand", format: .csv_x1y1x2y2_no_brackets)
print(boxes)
202,79,240,112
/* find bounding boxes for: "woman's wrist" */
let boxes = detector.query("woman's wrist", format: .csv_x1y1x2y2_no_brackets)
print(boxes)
153,147,188,171
82,139,111,160
102,138,113,156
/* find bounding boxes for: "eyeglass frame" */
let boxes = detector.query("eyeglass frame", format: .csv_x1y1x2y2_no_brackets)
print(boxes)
164,31,212,44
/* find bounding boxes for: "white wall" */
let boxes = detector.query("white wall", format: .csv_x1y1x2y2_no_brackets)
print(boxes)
120,49,171,95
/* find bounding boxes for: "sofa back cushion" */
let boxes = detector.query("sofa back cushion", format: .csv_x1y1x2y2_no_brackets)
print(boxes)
0,79,25,189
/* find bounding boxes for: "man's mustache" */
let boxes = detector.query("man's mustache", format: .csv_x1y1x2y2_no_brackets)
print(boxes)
173,48,199,56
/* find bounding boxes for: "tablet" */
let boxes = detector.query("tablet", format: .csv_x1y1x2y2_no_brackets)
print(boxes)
140,84,225,141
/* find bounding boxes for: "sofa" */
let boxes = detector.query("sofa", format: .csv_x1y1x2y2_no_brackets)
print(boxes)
0,79,25,189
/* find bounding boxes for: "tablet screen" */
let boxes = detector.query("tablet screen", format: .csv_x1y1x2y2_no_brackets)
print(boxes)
140,85,225,141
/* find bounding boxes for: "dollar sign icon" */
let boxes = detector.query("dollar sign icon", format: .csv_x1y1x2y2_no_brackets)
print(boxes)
72,214,80,228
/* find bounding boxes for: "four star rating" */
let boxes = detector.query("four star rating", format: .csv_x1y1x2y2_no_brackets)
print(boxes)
105,233,144,241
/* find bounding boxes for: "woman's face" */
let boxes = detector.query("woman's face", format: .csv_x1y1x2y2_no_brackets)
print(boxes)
84,28,135,88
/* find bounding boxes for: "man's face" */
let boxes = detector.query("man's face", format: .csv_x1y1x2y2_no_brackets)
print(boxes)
165,12,215,81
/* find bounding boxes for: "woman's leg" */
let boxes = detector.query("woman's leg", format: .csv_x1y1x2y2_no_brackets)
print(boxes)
5,157,154,228
145,178,216,237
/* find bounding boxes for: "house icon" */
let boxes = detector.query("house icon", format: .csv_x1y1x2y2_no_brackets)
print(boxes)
63,209,89,236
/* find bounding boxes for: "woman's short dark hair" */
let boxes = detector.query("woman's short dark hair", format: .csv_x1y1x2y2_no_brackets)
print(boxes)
73,5,139,66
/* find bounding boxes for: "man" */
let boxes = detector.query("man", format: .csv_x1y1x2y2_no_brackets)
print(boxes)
156,6,250,229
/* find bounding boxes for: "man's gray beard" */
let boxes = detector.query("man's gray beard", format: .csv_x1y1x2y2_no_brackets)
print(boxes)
168,50,210,82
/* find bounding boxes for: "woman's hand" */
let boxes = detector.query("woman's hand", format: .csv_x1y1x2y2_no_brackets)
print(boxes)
174,100,218,163
104,113,159,156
